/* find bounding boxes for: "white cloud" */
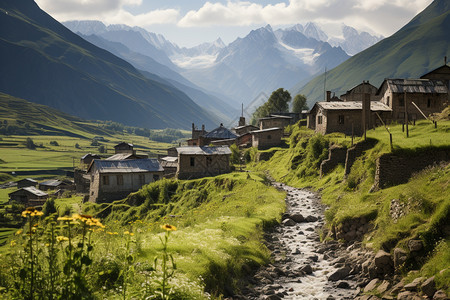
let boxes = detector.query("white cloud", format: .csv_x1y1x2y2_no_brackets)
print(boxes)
177,0,432,37
35,0,178,25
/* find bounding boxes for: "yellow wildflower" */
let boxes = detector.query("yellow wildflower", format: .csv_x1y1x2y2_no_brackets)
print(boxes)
21,207,43,217
10,240,16,247
56,236,69,242
15,229,23,235
124,231,130,235
57,216,73,221
129,233,134,236
161,224,177,231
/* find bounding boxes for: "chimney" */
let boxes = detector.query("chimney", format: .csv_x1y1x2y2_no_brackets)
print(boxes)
192,123,195,131
239,116,245,126
326,91,331,102
201,124,205,132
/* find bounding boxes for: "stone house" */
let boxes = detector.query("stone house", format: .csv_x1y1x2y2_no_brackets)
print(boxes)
420,64,450,90
340,81,380,102
188,124,237,146
9,187,48,206
17,178,37,189
232,124,259,136
377,79,448,122
39,179,73,191
80,153,101,166
251,128,284,149
114,142,135,154
159,156,178,178
258,115,292,130
307,101,392,135
176,146,231,180
87,159,163,203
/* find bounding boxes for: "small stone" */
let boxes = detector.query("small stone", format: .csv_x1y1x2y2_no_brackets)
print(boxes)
290,213,305,223
282,218,296,227
376,280,391,294
433,290,448,299
308,255,319,262
292,248,301,255
328,267,351,281
337,281,350,289
404,277,425,291
301,264,313,275
363,278,380,293
306,215,318,222
397,291,422,300
393,247,408,268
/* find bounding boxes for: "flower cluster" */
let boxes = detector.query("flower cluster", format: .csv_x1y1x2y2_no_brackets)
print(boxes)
21,207,44,218
57,214,105,228
161,224,177,231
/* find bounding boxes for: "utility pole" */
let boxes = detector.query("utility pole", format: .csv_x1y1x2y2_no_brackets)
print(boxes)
404,89,409,138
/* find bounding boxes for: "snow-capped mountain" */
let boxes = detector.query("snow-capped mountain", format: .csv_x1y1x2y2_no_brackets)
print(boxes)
63,20,381,106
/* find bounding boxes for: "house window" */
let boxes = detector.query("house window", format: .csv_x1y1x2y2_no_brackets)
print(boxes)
398,95,404,106
102,175,109,185
153,174,159,181
386,96,390,106
338,115,345,125
190,157,195,167
427,99,431,108
318,116,323,125
117,175,123,185
139,174,145,185
206,157,212,167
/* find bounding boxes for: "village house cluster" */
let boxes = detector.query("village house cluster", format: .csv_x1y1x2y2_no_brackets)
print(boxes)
8,64,449,207
307,64,450,135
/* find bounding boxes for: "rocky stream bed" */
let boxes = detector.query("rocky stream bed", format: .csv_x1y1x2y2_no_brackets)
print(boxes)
234,183,448,300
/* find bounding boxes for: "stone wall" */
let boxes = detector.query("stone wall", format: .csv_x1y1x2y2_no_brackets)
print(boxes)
320,145,347,177
344,139,378,176
373,148,450,190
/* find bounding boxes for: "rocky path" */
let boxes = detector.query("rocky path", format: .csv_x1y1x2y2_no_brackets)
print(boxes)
243,182,368,300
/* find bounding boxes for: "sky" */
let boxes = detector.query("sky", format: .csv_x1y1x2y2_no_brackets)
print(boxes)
34,0,434,47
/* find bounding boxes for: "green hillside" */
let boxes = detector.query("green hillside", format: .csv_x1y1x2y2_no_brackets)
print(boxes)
293,0,450,105
0,92,112,138
0,0,217,129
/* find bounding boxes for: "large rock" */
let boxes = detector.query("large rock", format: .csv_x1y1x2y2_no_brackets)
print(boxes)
408,239,423,252
374,250,394,275
397,291,422,300
328,267,351,281
393,247,408,268
404,277,425,291
420,276,436,298
376,280,391,294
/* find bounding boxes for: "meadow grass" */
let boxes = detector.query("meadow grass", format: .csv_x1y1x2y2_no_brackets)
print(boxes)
80,172,286,298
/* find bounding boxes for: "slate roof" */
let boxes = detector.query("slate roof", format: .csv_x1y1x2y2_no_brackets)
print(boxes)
81,153,101,160
377,79,448,95
233,124,259,131
106,153,135,160
114,142,134,148
89,159,163,173
259,115,292,121
40,179,63,187
10,187,48,197
316,101,392,112
18,178,37,184
251,127,283,134
176,146,232,155
203,124,237,139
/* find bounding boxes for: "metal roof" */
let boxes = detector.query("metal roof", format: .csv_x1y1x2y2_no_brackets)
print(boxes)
203,125,237,139
90,159,163,173
251,127,283,134
160,156,178,162
10,187,48,197
106,153,134,160
18,178,37,183
233,124,258,130
382,79,448,94
317,101,392,112
81,153,101,160
114,142,134,148
259,115,292,121
40,179,63,187
176,146,232,155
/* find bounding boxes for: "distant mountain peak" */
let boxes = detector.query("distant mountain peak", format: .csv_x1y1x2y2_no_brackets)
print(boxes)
303,22,328,42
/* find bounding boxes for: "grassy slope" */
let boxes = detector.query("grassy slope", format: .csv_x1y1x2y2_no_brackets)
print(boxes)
251,121,450,292
293,0,450,104
80,173,286,298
